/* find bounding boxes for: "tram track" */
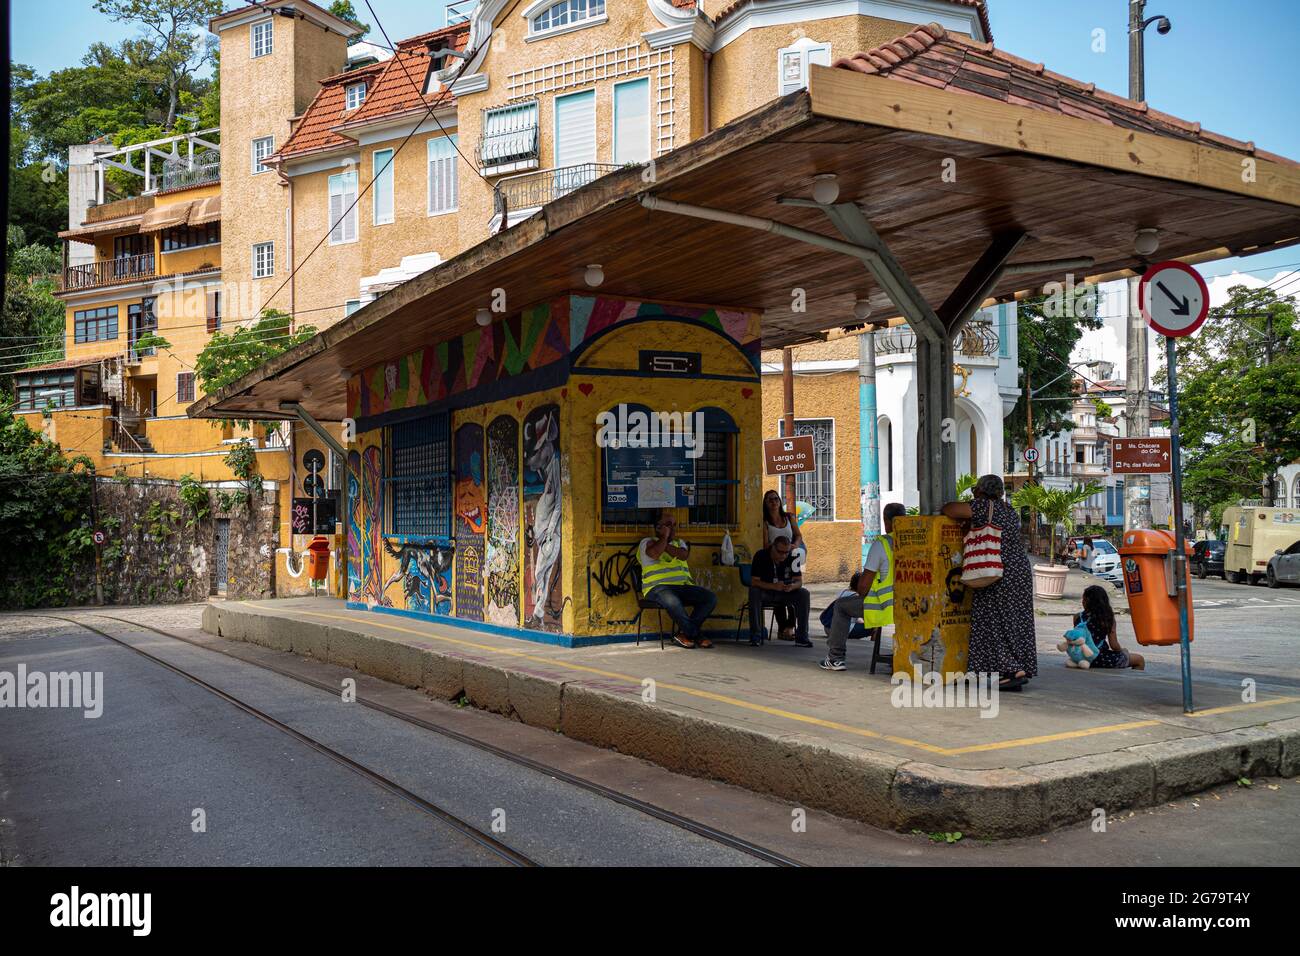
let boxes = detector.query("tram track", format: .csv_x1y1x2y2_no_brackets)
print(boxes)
33,611,805,867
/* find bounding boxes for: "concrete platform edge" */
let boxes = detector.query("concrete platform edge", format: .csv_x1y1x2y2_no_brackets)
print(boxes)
201,603,1296,838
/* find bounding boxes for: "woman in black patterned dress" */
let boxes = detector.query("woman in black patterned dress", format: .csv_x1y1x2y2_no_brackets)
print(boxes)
942,474,1037,690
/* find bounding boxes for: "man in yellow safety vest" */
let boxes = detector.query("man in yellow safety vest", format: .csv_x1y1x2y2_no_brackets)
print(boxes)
638,509,718,649
819,502,905,671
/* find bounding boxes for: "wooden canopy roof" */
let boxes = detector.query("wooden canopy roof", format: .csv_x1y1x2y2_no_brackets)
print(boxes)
190,56,1300,424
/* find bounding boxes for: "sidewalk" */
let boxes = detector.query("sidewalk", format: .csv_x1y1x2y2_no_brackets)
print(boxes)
204,597,1300,837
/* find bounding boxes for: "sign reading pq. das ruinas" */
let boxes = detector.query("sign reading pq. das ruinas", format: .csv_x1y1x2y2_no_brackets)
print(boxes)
763,435,816,476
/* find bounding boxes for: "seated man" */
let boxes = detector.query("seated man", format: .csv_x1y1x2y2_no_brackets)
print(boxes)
748,535,813,647
820,502,905,671
638,509,718,649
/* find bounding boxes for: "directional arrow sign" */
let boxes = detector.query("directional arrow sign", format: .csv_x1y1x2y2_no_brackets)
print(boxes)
1139,260,1210,337
1112,437,1172,474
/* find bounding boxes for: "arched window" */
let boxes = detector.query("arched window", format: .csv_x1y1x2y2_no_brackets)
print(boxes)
528,0,605,37
1293,475,1300,509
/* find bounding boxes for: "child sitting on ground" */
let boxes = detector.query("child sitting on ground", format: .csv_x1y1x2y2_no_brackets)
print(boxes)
820,573,868,639
1072,585,1145,670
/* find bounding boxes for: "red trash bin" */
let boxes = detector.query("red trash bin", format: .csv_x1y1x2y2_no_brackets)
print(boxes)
1119,529,1193,646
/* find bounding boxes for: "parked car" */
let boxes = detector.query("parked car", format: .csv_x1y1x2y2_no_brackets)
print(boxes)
1190,539,1226,579
1266,540,1300,588
1065,536,1121,575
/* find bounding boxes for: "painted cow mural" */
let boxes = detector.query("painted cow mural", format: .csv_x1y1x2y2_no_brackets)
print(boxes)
383,539,453,615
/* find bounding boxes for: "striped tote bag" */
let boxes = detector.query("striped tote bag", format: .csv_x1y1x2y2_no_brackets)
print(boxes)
960,523,1004,588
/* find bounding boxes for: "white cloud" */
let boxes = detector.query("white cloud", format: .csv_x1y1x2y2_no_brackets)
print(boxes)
1201,268,1296,307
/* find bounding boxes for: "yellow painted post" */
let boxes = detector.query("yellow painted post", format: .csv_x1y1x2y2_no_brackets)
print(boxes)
890,515,972,680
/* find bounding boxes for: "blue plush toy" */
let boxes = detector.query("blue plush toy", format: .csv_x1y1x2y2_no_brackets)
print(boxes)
1058,617,1100,669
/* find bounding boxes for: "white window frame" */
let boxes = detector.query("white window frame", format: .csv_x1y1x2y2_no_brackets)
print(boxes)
523,0,607,42
252,242,275,279
345,300,363,317
553,87,597,169
777,38,831,96
612,77,651,166
328,170,359,245
251,19,273,59
372,148,395,226
427,134,459,216
345,81,367,111
251,136,274,174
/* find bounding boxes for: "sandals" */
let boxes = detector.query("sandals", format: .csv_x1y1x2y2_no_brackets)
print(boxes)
998,675,1027,692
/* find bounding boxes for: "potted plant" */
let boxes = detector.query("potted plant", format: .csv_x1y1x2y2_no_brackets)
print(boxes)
1011,482,1103,598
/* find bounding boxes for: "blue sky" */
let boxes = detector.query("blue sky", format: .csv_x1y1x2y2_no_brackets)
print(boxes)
10,0,1299,280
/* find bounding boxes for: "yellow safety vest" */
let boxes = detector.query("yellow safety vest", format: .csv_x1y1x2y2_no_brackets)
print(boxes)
640,539,693,590
861,535,895,628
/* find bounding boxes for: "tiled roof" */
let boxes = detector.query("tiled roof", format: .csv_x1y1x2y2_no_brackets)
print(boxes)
14,356,108,375
834,23,1295,167
711,0,992,42
277,23,468,160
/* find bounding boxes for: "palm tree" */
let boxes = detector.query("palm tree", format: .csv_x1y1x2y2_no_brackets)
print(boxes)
1011,482,1103,566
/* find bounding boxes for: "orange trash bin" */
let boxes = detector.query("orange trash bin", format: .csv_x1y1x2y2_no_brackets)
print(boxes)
1119,529,1193,646
306,536,332,582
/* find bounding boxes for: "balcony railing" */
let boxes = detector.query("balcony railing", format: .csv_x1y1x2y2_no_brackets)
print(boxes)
159,156,220,191
492,163,623,221
446,0,477,24
61,253,156,292
479,103,540,171
874,319,1001,358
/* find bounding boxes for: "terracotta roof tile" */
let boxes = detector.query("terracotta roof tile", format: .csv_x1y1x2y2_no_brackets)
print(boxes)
834,23,1297,168
277,22,468,160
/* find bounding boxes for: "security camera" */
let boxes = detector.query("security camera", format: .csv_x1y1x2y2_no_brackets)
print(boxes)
1155,17,1171,35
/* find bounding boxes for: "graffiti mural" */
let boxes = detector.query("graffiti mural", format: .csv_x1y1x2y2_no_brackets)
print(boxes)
383,540,453,615
523,403,563,631
485,415,520,627
348,295,763,420
347,446,388,606
454,422,486,621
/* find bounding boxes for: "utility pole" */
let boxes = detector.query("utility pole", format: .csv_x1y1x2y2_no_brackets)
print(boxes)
782,347,796,508
1125,0,1170,531
858,329,880,563
1026,368,1037,554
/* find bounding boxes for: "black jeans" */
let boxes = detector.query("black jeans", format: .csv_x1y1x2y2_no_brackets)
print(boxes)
749,586,810,641
646,584,717,639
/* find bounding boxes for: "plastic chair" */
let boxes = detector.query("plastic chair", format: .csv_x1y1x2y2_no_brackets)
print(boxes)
733,563,778,645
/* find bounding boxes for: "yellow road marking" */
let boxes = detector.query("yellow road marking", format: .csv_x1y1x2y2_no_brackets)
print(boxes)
240,602,1300,759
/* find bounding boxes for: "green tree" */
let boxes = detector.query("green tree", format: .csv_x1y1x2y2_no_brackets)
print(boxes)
1011,481,1103,566
1004,287,1103,448
193,310,317,427
0,405,96,607
92,0,223,130
329,1,371,43
2,227,66,395
1162,284,1300,511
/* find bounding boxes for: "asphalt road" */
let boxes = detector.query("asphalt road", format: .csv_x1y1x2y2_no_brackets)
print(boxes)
1,604,1297,867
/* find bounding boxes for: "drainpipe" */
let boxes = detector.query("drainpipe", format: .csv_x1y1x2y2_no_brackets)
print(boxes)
702,50,713,135
283,171,295,332
858,329,880,562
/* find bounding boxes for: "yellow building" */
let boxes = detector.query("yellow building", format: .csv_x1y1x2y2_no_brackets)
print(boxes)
19,0,991,601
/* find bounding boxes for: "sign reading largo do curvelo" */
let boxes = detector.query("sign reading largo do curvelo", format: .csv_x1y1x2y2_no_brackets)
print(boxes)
763,435,816,476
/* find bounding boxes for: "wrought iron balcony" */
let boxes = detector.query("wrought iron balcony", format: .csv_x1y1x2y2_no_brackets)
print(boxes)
61,253,156,292
159,156,220,191
492,163,623,221
874,319,1001,358
479,102,540,171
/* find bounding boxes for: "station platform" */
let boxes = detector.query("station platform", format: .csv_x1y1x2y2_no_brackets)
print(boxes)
204,596,1300,837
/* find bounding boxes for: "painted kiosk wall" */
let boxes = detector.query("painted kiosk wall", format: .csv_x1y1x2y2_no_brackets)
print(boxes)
344,294,764,646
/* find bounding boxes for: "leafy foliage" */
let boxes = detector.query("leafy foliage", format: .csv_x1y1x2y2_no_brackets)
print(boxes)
328,1,372,43
178,473,211,526
1011,481,1103,566
1004,289,1103,447
2,227,66,391
193,310,316,428
1159,285,1300,515
0,405,96,607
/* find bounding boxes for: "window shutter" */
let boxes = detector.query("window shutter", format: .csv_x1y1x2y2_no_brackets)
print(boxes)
428,136,458,213
206,290,220,332
555,91,596,169
329,192,345,243
613,79,650,165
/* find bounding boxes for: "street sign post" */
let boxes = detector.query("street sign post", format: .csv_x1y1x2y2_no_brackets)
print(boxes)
1111,437,1172,474
763,435,816,477
1023,446,1039,464
1141,260,1210,715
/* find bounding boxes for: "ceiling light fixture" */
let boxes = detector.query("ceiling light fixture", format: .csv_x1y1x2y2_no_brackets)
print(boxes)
584,264,605,287
812,174,840,205
475,308,492,327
